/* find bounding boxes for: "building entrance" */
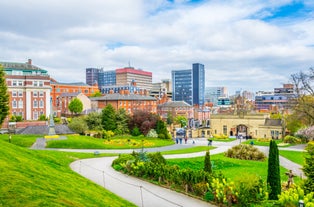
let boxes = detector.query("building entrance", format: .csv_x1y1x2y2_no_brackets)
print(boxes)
237,124,248,138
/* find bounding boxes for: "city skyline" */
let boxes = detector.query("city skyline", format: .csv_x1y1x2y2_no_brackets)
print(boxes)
1,0,313,94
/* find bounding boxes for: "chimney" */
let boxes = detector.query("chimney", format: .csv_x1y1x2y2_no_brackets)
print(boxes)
27,59,32,65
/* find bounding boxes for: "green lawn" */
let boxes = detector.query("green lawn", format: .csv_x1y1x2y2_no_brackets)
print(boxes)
0,140,135,207
160,146,215,155
279,150,306,165
0,134,40,147
46,135,174,149
211,138,236,142
166,153,301,183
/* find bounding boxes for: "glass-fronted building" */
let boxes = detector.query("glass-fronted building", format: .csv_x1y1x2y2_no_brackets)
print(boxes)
172,63,205,106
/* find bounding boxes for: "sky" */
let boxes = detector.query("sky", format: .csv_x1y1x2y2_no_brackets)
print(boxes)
1,0,313,94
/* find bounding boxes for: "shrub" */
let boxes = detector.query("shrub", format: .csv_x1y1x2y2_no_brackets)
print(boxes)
38,114,47,121
146,129,158,138
225,144,266,161
68,117,88,134
158,133,165,139
234,173,268,206
257,138,272,142
296,126,314,142
147,152,166,165
131,127,141,136
53,117,61,123
284,135,301,144
212,134,228,139
102,130,114,139
278,185,314,207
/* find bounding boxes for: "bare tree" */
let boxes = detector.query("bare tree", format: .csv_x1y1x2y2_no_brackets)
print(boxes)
290,68,314,126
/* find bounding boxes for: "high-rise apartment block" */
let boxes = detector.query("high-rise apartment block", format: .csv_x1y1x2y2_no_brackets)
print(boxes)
205,87,228,106
172,63,205,106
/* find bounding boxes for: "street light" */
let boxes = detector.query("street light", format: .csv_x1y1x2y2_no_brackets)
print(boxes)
299,200,304,207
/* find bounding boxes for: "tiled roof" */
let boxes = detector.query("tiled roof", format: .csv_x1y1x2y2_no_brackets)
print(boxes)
51,81,90,86
0,61,46,72
158,101,192,108
264,118,283,126
90,93,156,101
60,92,81,97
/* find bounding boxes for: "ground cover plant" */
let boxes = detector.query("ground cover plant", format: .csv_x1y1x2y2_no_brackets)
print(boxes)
241,138,289,147
46,134,174,149
0,140,135,207
0,134,40,147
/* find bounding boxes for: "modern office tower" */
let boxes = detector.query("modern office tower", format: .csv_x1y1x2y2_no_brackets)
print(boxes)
86,68,102,86
172,63,205,106
192,63,205,106
2,59,51,120
205,87,228,106
116,67,152,90
98,70,116,86
172,69,192,105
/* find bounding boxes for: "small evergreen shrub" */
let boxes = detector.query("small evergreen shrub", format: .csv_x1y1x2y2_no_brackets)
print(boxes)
131,127,141,136
38,114,47,121
225,144,266,161
102,130,114,139
146,129,158,138
147,152,166,165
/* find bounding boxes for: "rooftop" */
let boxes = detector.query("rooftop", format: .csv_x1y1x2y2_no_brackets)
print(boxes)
90,93,156,101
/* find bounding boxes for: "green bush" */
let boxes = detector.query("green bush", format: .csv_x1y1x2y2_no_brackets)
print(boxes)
213,134,228,139
234,174,268,206
146,129,158,138
284,135,301,144
38,114,47,121
225,144,266,161
131,127,141,136
158,133,165,139
53,117,61,123
147,152,166,165
68,117,88,134
102,130,114,139
278,185,314,207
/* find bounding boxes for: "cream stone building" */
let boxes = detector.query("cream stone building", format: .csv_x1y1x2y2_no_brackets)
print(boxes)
210,113,284,139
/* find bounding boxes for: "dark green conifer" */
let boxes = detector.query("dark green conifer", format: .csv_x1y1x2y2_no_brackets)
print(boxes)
0,65,9,127
204,150,212,173
267,140,281,200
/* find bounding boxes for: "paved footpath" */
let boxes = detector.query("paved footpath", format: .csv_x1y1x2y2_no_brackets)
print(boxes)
69,139,306,207
38,138,306,207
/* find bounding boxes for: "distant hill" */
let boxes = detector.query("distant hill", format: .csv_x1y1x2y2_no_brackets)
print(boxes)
0,140,135,207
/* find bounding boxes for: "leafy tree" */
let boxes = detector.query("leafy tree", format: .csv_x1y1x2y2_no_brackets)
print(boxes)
303,141,314,194
68,117,88,134
175,115,187,128
115,108,129,135
85,112,102,130
89,91,102,97
166,112,173,125
129,110,157,135
101,104,116,131
0,65,9,127
267,140,281,200
204,150,212,173
68,98,83,115
285,113,305,135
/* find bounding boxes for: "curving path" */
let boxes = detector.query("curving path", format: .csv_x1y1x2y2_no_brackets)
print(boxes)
68,139,306,207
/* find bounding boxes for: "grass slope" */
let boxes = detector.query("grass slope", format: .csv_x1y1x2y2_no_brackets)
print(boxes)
279,150,306,165
0,140,136,207
0,134,40,147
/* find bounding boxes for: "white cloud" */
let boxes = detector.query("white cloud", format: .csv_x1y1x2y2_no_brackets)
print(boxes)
0,0,313,93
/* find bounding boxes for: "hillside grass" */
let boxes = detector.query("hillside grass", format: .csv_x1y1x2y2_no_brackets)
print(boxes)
46,135,174,149
166,153,302,183
0,140,136,207
0,134,40,147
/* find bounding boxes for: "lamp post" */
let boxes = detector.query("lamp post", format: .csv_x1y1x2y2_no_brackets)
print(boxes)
299,200,304,207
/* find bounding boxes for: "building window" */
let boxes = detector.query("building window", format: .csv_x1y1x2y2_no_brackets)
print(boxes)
33,91,38,97
13,80,17,86
18,100,23,108
33,81,38,87
39,100,44,108
56,88,60,92
33,100,38,108
39,81,43,87
223,125,227,135
84,89,88,93
39,91,44,97
18,81,23,86
12,100,17,108
18,91,23,97
12,91,17,97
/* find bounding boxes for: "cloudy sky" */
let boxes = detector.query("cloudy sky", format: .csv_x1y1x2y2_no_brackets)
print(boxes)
1,0,313,94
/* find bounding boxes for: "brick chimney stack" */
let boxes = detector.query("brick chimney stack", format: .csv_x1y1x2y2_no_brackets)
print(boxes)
27,59,32,65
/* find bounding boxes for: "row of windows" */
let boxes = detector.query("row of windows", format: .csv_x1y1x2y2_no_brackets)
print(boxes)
12,100,44,108
55,88,91,93
11,91,45,97
11,80,44,87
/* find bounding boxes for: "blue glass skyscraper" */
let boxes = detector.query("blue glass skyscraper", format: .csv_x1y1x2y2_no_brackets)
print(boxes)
172,63,205,106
